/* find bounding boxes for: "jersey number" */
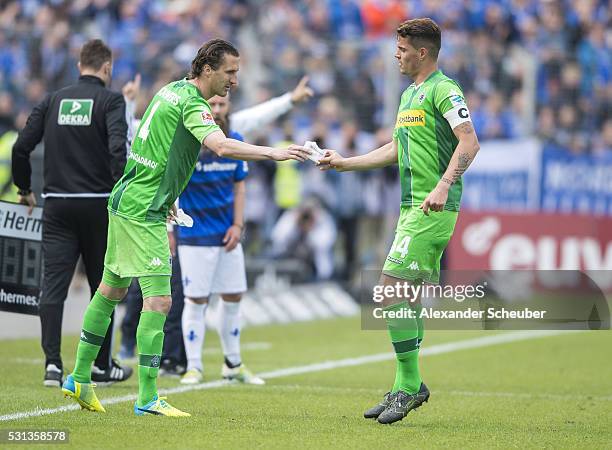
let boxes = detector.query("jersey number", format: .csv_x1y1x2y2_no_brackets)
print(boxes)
392,236,411,259
137,101,161,141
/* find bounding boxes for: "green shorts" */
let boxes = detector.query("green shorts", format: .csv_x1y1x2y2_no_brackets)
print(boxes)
382,206,458,284
104,212,172,278
102,267,171,298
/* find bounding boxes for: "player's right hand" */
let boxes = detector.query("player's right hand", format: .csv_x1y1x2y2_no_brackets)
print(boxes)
167,203,178,222
318,150,345,171
290,76,314,104
271,145,311,162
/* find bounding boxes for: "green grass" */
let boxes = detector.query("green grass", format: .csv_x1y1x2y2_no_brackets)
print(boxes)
1,317,611,449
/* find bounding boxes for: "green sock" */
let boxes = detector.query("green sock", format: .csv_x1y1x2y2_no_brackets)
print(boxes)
72,291,117,383
384,301,421,394
137,311,166,407
412,303,424,346
391,360,402,393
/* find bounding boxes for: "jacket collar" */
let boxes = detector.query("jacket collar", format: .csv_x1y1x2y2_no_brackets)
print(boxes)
78,75,105,87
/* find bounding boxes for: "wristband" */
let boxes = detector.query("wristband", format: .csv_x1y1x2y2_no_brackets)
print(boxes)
233,223,244,230
18,188,32,196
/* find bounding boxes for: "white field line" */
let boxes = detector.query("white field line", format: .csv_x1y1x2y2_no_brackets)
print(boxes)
0,330,574,422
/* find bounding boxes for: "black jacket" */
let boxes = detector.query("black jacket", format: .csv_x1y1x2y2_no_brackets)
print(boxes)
12,75,128,196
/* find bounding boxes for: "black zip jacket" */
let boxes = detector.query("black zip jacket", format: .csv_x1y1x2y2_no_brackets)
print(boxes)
12,75,128,196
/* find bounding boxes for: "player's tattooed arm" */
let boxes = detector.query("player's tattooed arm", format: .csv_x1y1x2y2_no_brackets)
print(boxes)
453,152,472,179
422,120,480,215
454,121,474,135
441,121,480,185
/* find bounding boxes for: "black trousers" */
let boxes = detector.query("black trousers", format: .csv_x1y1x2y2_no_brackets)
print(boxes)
121,248,186,365
39,197,114,370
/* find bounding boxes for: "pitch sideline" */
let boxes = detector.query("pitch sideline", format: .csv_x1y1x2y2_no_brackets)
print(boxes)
0,330,573,422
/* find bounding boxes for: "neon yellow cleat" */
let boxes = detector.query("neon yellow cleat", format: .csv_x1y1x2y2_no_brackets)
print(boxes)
180,368,203,385
134,396,191,417
222,363,265,385
62,374,106,412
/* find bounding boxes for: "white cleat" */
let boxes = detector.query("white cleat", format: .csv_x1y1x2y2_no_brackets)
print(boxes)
180,368,203,385
222,363,265,385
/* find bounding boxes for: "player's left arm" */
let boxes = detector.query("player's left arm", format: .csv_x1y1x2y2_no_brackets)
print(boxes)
224,179,245,251
420,84,480,215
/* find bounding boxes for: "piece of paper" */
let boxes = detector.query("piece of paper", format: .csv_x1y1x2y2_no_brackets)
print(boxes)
172,208,194,227
304,140,326,163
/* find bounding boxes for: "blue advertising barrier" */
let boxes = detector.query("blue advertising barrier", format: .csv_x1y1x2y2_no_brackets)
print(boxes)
540,147,612,215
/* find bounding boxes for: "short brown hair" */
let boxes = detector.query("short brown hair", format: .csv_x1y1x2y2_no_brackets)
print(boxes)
397,18,441,59
188,39,240,79
79,39,112,70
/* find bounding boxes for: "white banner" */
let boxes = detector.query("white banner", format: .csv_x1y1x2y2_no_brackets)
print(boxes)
461,138,541,211
0,201,42,241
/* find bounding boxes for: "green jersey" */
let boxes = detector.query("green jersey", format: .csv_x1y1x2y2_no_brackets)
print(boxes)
393,70,470,212
109,79,221,222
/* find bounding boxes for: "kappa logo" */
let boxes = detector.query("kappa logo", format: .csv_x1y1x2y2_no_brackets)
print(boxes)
151,355,161,368
58,99,94,126
408,261,420,271
80,331,87,341
150,257,162,267
201,111,216,126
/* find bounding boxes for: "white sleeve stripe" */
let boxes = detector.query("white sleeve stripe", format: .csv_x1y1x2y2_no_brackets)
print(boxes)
443,104,471,129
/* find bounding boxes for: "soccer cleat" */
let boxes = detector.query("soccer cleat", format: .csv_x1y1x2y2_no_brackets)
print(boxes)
377,383,430,425
91,359,133,385
134,396,191,417
159,359,187,378
363,391,396,419
222,363,265,385
44,363,64,388
180,368,203,385
61,374,106,412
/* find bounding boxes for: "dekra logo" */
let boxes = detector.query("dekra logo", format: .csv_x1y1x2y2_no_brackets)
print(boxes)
58,99,94,126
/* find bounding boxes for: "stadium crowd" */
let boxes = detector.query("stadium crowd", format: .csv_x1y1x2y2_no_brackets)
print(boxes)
0,0,610,278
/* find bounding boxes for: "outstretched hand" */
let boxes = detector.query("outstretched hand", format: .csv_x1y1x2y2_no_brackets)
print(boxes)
290,76,314,104
317,150,345,171
271,144,311,162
